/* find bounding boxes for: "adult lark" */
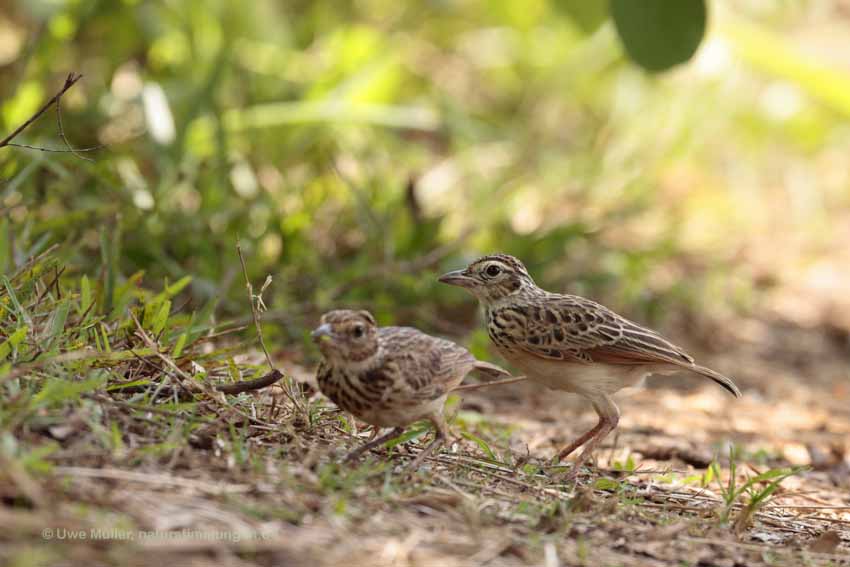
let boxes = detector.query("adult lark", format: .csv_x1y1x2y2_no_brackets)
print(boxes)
439,254,741,477
312,309,510,470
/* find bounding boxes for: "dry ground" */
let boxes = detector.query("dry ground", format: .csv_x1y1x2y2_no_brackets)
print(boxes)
3,306,850,567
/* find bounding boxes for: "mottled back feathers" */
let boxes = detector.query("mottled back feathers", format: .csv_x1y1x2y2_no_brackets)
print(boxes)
488,293,692,367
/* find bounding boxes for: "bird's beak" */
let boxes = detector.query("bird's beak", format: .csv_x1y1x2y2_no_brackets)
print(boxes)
438,269,475,288
311,324,333,342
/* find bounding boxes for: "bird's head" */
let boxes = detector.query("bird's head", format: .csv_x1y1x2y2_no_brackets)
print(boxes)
438,254,536,304
311,309,380,367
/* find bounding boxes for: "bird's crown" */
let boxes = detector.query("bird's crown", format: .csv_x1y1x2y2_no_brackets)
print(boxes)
312,309,381,365
466,254,530,278
439,253,537,303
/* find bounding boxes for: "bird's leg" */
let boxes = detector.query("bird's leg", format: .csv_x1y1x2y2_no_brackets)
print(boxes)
556,419,607,461
344,426,404,464
404,415,449,472
563,395,620,480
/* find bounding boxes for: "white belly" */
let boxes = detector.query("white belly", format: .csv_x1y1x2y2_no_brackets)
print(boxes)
501,350,666,397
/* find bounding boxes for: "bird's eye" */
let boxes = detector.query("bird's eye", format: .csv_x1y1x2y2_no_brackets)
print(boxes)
352,325,364,338
485,265,501,277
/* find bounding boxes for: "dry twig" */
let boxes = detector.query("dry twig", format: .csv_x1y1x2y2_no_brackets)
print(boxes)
0,72,102,159
215,369,284,395
235,238,303,412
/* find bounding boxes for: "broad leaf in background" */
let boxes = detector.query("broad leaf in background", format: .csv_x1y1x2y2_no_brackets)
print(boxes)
610,0,707,72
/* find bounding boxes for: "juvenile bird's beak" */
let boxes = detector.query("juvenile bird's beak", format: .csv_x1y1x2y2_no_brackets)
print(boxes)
438,269,475,288
311,324,333,342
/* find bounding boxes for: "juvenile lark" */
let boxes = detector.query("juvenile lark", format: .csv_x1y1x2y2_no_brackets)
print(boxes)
439,254,741,477
312,309,510,469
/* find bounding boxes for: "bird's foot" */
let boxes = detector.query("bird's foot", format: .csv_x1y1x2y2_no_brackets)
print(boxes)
547,457,592,484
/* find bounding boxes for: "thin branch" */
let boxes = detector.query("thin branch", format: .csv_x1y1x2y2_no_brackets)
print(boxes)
236,238,274,369
0,72,82,149
4,128,144,155
4,142,105,154
55,91,93,161
235,238,304,413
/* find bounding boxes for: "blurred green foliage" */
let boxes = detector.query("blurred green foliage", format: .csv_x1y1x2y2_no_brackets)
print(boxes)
2,0,850,351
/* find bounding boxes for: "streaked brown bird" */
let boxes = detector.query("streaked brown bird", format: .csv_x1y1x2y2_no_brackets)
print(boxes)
312,309,510,470
439,254,741,478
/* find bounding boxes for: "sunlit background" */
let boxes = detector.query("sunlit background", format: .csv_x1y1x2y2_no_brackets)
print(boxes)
3,3,850,563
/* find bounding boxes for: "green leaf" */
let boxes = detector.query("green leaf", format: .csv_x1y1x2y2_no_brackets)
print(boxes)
47,300,71,347
109,422,124,454
106,378,150,391
2,276,30,326
613,454,636,472
385,425,429,448
610,0,706,72
151,299,171,336
748,467,795,483
521,463,541,476
701,462,714,487
0,326,28,360
99,323,112,353
594,477,620,491
99,227,116,315
20,442,59,474
186,301,217,344
461,431,496,461
112,271,143,321
554,0,608,34
30,373,106,409
0,217,8,274
151,275,193,304
79,275,92,316
227,357,240,382
171,332,188,358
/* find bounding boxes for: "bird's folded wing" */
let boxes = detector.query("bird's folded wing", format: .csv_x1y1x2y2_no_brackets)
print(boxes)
379,327,476,401
507,295,695,367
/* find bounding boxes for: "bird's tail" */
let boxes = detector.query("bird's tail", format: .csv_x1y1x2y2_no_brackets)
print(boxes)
473,360,511,379
691,364,742,398
453,360,525,393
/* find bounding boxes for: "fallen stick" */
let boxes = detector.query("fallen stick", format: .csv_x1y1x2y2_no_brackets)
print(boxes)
214,369,284,395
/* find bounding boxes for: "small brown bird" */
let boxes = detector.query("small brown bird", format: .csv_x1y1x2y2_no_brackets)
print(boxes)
312,309,510,469
439,254,741,477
